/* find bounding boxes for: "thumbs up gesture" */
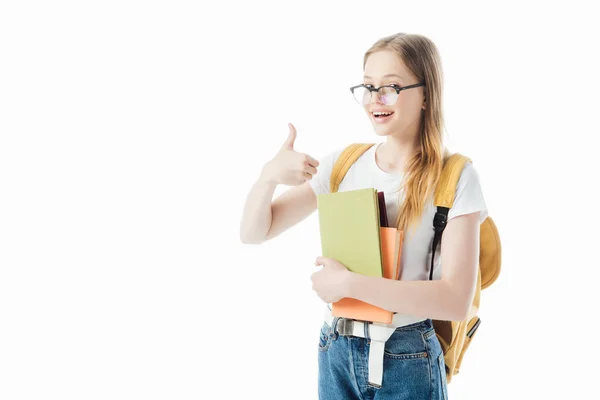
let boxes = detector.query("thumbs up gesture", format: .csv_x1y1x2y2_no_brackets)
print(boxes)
260,123,320,186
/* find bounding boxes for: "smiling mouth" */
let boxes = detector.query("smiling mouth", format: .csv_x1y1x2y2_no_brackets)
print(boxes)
371,111,395,122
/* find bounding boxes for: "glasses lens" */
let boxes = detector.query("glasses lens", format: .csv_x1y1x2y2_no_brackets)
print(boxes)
352,86,369,105
352,86,398,105
379,86,398,105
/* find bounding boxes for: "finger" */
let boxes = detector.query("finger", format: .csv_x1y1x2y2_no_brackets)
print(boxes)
283,123,297,150
297,171,311,183
304,165,317,176
306,154,319,167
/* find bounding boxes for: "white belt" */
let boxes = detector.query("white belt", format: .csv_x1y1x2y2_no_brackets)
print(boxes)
323,306,426,388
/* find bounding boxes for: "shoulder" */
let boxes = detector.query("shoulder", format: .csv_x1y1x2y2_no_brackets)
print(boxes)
313,146,347,175
458,161,481,185
447,160,488,223
321,146,348,163
308,144,359,195
322,143,377,169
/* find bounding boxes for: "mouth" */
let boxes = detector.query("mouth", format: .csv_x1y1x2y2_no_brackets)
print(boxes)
371,111,395,123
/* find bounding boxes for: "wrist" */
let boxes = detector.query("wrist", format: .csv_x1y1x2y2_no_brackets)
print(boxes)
344,271,361,299
259,164,278,186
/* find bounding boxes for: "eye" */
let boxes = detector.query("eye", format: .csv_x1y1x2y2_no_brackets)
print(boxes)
363,84,374,88
389,84,401,89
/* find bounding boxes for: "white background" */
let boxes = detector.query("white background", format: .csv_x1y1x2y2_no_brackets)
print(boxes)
1,1,599,399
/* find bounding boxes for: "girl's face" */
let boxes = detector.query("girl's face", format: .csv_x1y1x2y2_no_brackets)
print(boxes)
362,50,425,137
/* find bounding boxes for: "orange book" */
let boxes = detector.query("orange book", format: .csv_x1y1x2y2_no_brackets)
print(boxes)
394,230,404,280
332,227,404,323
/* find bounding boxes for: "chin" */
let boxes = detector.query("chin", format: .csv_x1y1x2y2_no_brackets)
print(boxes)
373,129,391,137
372,122,398,136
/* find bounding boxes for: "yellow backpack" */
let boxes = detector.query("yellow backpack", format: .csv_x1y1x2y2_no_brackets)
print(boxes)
330,143,502,383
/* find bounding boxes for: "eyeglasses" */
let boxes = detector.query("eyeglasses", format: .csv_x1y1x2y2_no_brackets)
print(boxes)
349,82,426,106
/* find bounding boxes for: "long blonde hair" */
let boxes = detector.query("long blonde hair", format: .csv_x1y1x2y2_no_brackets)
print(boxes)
363,33,450,234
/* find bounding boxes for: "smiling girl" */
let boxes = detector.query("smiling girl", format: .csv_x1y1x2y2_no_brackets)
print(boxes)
240,32,487,400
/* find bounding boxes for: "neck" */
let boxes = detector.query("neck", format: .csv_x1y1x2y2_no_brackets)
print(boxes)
377,133,419,174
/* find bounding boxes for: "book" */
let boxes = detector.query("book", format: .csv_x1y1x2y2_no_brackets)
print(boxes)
317,187,406,324
331,226,401,323
394,230,404,280
316,188,383,278
377,191,404,279
377,191,389,228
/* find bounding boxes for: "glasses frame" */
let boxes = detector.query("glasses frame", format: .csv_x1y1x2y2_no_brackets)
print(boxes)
349,82,426,105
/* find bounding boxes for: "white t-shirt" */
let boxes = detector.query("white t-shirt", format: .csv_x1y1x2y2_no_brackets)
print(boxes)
309,142,488,325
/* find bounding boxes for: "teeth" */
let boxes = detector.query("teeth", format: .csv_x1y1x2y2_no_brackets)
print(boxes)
373,111,392,116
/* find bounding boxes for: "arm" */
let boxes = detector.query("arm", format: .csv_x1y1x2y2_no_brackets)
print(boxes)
240,177,317,244
239,174,278,244
346,211,481,321
239,123,321,244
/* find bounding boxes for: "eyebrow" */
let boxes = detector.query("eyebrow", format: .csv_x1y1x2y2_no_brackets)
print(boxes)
363,74,404,79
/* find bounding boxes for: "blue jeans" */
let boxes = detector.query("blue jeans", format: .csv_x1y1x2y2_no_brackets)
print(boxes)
318,318,448,400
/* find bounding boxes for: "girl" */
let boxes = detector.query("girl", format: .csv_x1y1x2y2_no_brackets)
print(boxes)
240,32,487,400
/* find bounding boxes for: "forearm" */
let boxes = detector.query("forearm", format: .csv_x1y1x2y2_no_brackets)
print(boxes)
346,273,465,321
239,173,277,244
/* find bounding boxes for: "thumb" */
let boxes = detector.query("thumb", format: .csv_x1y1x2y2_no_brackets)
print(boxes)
283,123,297,150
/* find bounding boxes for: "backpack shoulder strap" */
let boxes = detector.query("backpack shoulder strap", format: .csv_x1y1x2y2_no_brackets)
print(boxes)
330,143,375,193
428,153,473,281
434,153,473,208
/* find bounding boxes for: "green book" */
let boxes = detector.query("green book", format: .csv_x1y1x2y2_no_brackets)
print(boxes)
316,188,383,277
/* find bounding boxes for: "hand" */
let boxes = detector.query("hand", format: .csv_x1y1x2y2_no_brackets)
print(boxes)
260,123,319,186
311,256,354,303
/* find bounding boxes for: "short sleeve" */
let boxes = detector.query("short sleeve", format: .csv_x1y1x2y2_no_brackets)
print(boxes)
446,162,488,225
308,147,345,196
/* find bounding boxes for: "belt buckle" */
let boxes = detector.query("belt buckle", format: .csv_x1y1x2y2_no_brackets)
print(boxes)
337,318,354,336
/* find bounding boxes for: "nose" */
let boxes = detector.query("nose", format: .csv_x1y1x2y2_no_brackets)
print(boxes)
368,88,386,106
